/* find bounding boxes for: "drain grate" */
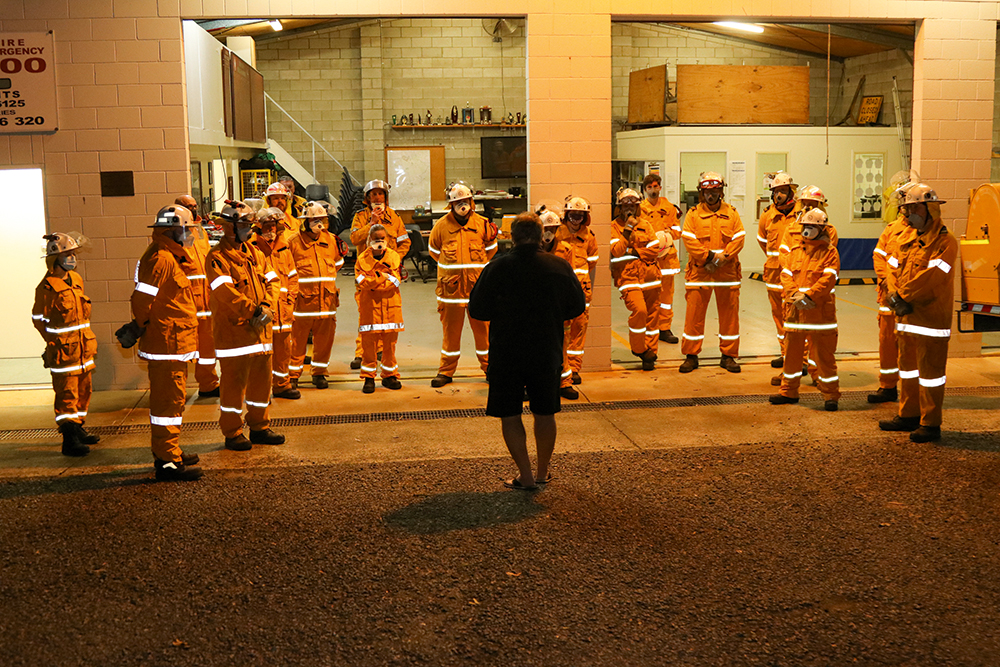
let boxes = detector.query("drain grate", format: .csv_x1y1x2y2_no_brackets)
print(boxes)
3,385,998,441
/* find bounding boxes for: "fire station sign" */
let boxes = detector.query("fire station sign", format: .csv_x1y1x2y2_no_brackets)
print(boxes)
0,32,57,134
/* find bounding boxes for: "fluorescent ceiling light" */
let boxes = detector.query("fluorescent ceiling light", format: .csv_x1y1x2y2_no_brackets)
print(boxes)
269,20,283,31
713,22,765,34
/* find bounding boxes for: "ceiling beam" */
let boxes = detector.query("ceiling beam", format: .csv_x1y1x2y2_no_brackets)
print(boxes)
254,18,374,43
786,24,914,52
662,24,845,63
196,19,262,32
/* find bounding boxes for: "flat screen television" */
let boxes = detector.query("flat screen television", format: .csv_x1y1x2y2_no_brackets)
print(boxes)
481,136,527,179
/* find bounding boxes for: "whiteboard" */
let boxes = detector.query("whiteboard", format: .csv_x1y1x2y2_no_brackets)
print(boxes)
387,150,432,210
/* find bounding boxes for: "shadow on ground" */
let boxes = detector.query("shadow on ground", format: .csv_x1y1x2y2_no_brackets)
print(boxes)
383,491,545,534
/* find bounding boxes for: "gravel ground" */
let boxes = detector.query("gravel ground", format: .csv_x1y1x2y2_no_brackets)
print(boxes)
2,434,1000,666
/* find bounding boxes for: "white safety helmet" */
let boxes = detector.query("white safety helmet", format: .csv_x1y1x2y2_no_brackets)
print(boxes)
265,182,288,199
902,183,946,205
796,185,827,205
698,172,725,190
446,182,474,204
616,188,641,205
769,171,797,191
302,201,329,220
151,205,196,228
364,179,390,201
535,201,564,225
42,231,86,258
564,196,591,213
219,201,255,224
255,207,286,227
799,208,831,227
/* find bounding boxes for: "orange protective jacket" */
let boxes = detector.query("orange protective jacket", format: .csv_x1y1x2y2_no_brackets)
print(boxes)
132,229,199,360
287,229,343,317
757,205,797,275
32,270,98,375
610,216,662,290
255,233,298,333
554,225,599,286
428,211,498,303
186,222,213,318
206,237,275,356
641,197,681,273
893,214,958,336
355,247,404,333
680,202,745,285
779,208,839,260
780,236,840,329
873,216,907,310
350,206,412,258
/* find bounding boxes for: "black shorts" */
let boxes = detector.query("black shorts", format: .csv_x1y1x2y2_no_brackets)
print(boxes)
485,362,562,418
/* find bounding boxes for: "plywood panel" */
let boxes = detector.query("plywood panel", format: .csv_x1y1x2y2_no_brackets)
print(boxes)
676,65,810,125
628,65,667,124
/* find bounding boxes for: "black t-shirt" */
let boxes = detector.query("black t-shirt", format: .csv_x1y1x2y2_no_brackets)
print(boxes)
468,244,586,369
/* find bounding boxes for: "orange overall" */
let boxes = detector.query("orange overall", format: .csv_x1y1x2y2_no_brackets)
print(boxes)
554,225,598,384
778,236,841,402
188,222,219,393
891,217,958,428
287,229,343,379
132,230,200,464
427,211,498,377
873,217,907,390
350,206,411,358
32,270,97,427
207,237,275,439
611,216,662,357
641,197,681,332
255,231,298,392
757,204,797,353
680,202,745,357
355,247,404,380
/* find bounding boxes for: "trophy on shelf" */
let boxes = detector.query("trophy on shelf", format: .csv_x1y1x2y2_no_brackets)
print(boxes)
462,103,474,125
426,109,432,125
480,106,492,124
506,112,514,125
516,112,522,124
399,112,408,126
451,105,459,124
409,112,415,125
392,115,397,125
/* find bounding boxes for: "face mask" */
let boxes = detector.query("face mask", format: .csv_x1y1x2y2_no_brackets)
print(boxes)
371,203,386,214
566,212,586,231
906,206,928,231
645,188,660,200
173,227,194,248
542,229,556,244
259,227,277,243
235,225,253,243
773,190,792,208
369,239,387,253
703,191,722,207
453,200,472,219
309,219,325,235
58,254,77,271
801,225,821,240
621,203,638,217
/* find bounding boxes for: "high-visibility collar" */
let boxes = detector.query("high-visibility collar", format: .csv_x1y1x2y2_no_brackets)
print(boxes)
694,202,734,219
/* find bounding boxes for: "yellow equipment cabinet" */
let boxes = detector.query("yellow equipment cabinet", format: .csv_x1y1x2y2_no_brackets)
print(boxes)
959,184,1000,330
240,169,274,200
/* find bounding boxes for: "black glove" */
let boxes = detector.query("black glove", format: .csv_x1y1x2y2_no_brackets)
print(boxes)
115,320,145,349
888,292,913,317
251,304,273,331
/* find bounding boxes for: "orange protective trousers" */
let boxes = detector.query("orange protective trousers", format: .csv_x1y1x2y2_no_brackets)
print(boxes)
878,313,899,389
361,331,399,379
219,354,272,439
194,316,219,393
898,334,949,427
658,273,676,332
147,360,187,464
290,316,336,378
564,282,592,375
779,330,840,401
354,288,383,358
271,330,293,391
623,288,659,356
51,370,92,425
681,286,740,357
437,303,489,377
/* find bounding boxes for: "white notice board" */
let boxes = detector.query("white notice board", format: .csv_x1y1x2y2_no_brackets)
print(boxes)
386,150,432,210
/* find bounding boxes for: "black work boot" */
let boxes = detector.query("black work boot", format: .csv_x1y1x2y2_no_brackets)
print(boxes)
350,356,362,370
154,459,203,482
74,422,100,445
867,387,898,404
290,377,298,390
250,429,285,445
679,355,699,373
273,386,301,400
224,434,252,451
198,387,220,398
720,355,741,373
769,394,799,405
430,374,453,388
771,356,784,369
362,378,376,394
59,423,90,457
181,451,200,466
640,352,656,371
560,386,579,400
879,415,920,432
659,330,679,344
824,400,839,412
910,426,941,443
571,371,582,385
381,377,402,390
312,374,329,389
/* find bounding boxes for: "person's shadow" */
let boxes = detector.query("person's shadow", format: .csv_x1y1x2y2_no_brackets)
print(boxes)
384,491,544,535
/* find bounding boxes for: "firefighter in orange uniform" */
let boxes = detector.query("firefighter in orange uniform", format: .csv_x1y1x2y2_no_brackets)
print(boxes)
206,202,285,451
356,224,404,393
640,173,682,344
277,173,308,219
611,188,662,371
554,196,598,390
869,182,915,404
878,184,958,443
265,182,299,233
254,207,300,400
679,172,746,373
174,195,220,398
288,201,344,388
756,172,798,371
129,205,204,481
769,209,841,411
427,182,498,387
536,204,576,398
32,232,99,457
349,180,411,370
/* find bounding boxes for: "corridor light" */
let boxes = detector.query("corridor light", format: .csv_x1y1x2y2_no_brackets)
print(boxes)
269,20,283,31
713,22,765,34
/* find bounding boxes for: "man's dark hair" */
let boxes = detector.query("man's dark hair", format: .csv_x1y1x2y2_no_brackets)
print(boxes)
642,173,662,189
511,212,542,246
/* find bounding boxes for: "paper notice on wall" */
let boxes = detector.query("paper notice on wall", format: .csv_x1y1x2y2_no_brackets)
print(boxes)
386,150,432,210
729,161,747,198
665,172,679,202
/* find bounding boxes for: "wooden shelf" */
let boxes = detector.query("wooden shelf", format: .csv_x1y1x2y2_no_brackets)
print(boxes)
390,124,526,130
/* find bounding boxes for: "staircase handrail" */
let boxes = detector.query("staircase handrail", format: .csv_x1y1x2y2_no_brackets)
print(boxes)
264,92,361,186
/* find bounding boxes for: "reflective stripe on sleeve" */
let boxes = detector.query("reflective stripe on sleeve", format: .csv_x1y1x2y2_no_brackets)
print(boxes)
823,268,838,278
387,274,401,287
484,243,498,252
587,255,599,262
756,235,767,243
887,256,899,268
396,234,408,243
928,258,952,274
135,282,159,296
265,271,278,281
45,322,90,334
731,230,746,239
298,276,336,283
681,231,697,240
610,255,638,263
210,275,234,291
661,268,681,275
187,274,207,281
138,350,199,362
874,247,887,257
436,297,469,305
437,263,487,270
293,310,337,317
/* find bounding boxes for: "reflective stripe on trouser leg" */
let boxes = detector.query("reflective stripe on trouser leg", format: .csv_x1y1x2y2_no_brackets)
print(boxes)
899,333,949,427
779,331,805,398
624,289,658,355
437,302,467,377
244,353,272,432
811,330,841,402
354,289,383,358
289,316,313,379
878,312,899,389
566,281,592,374
361,331,400,379
715,285,740,358
309,316,336,376
658,273,675,331
561,322,573,388
469,312,490,373
219,354,273,438
147,359,187,463
681,286,711,356
767,287,785,357
271,330,293,391
51,370,92,426
194,316,219,392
